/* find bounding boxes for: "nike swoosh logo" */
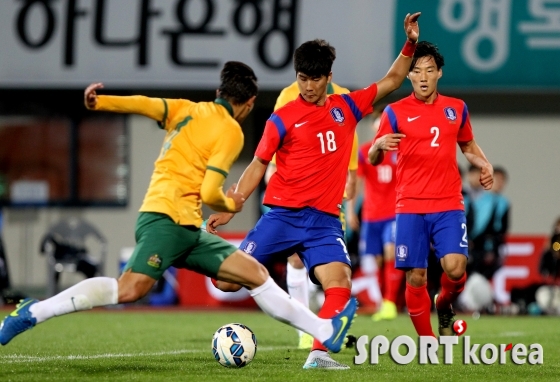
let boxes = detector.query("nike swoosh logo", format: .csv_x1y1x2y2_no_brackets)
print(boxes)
10,299,33,317
333,316,349,344
307,361,318,368
407,116,420,122
295,121,308,128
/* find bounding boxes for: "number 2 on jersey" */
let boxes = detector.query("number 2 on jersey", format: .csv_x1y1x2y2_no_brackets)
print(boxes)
430,126,440,147
317,131,337,153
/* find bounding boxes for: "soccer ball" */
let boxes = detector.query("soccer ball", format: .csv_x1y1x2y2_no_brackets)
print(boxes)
212,323,257,368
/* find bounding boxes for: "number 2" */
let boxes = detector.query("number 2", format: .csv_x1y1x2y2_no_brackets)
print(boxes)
430,126,440,147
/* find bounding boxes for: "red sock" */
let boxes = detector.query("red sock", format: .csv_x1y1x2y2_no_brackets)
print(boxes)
405,283,435,337
312,287,351,352
384,261,405,304
436,272,466,310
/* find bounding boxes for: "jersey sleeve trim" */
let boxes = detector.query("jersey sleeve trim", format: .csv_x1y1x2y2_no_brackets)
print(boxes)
460,102,469,129
341,94,363,122
269,114,287,142
385,105,399,133
157,98,168,130
207,166,228,178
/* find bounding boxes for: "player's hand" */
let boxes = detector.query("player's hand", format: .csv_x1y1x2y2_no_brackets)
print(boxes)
374,133,405,151
226,183,246,212
480,164,494,190
84,82,104,110
207,212,235,233
404,12,421,43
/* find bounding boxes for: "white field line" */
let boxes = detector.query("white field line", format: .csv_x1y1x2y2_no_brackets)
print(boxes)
0,346,291,364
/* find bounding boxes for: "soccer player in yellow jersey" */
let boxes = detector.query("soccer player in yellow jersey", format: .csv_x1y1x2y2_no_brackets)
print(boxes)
0,62,357,353
267,81,359,350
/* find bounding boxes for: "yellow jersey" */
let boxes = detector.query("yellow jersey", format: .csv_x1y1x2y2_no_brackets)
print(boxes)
95,96,243,227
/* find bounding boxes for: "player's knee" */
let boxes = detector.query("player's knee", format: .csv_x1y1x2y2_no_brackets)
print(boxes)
406,269,427,287
446,267,466,281
287,254,304,269
442,254,467,280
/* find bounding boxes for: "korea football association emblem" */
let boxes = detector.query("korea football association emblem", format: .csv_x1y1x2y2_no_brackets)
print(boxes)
396,245,408,261
330,107,345,124
243,241,257,255
443,107,457,121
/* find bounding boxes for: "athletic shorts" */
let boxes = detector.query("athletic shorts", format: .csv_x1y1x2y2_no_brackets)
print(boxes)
359,218,396,257
124,212,238,279
394,210,469,269
239,207,351,284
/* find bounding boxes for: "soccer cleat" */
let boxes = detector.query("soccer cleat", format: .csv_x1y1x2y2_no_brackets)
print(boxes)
303,354,350,370
371,300,398,322
298,332,314,350
0,298,39,346
322,297,358,353
434,294,456,336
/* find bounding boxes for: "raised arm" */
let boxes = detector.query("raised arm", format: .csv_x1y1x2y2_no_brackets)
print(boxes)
84,82,166,121
374,12,420,104
459,139,494,190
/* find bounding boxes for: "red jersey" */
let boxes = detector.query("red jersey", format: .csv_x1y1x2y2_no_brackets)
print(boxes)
256,84,378,215
375,93,474,214
358,142,397,221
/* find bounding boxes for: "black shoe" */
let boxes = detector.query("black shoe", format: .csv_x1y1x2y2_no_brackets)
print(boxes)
434,294,456,336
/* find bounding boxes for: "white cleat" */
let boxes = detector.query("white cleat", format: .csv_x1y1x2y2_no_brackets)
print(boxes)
303,354,350,370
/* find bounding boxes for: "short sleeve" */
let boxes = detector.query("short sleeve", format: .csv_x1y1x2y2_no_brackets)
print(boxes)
457,102,474,143
341,83,378,122
255,115,285,161
375,108,396,139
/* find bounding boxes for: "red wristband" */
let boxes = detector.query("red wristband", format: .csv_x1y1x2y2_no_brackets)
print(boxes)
401,39,417,57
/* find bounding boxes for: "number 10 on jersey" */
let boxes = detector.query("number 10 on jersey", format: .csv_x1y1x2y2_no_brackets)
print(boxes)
317,131,337,153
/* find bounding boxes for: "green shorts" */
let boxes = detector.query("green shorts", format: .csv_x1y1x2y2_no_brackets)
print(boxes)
124,212,238,280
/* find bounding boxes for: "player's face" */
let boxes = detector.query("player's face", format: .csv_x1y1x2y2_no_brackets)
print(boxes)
296,72,331,105
408,56,442,102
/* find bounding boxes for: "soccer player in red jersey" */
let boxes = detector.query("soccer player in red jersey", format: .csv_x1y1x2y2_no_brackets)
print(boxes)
348,110,403,321
209,13,421,369
368,41,494,337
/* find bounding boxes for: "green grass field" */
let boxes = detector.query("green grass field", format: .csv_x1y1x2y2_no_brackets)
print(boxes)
0,307,557,381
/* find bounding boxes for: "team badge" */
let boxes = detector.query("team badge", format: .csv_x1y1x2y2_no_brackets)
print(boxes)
330,107,345,123
443,107,457,121
243,241,257,255
396,245,408,261
147,254,162,268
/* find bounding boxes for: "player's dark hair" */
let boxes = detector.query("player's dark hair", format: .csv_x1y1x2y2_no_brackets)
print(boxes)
218,61,258,104
293,39,336,78
410,41,445,71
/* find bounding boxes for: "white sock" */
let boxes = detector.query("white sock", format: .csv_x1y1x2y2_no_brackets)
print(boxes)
29,277,118,324
286,263,309,338
249,277,333,342
286,263,309,307
360,255,382,305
